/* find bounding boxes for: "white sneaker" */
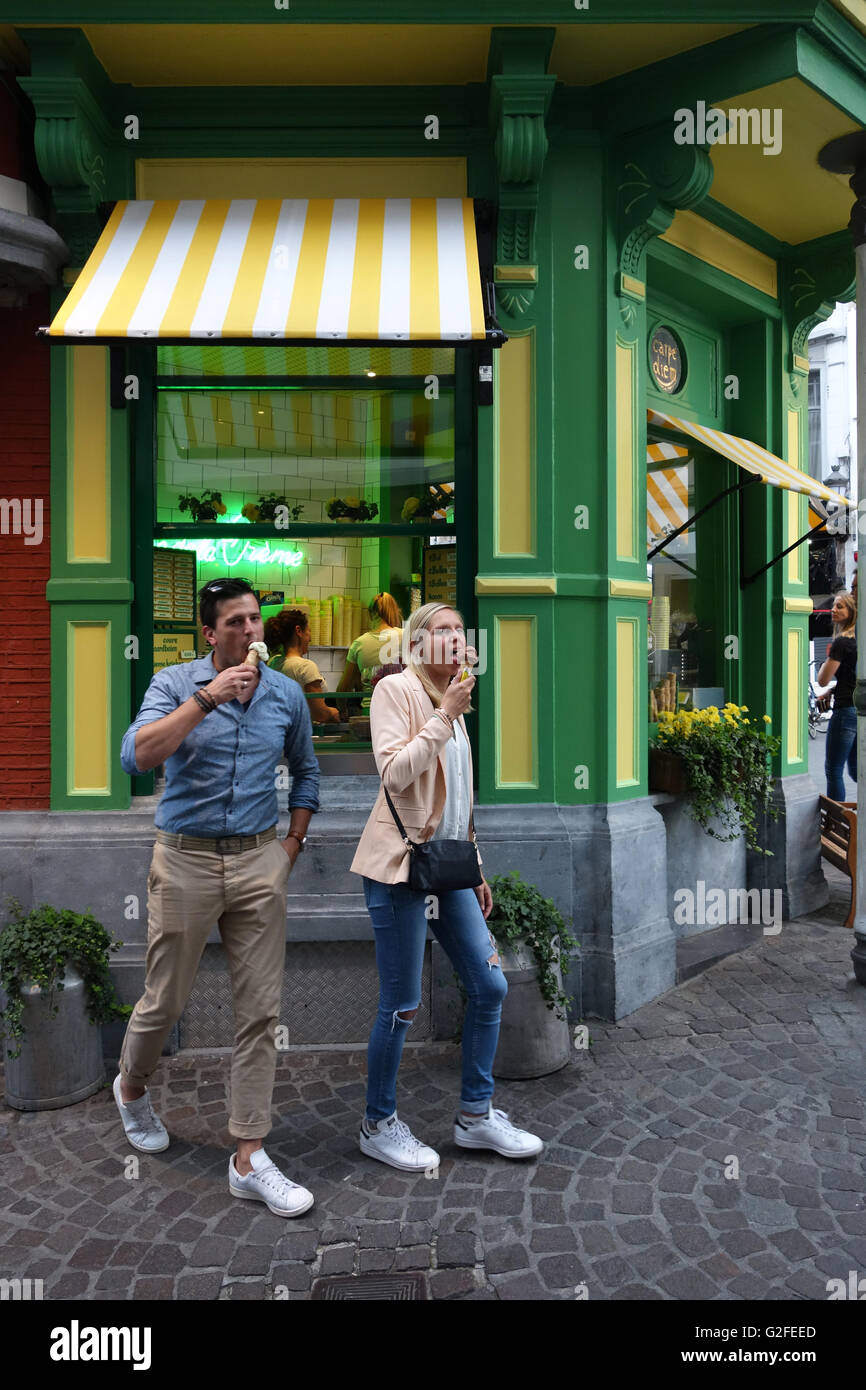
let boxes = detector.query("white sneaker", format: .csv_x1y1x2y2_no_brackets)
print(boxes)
113,1073,170,1154
454,1104,543,1158
359,1113,440,1173
228,1147,314,1218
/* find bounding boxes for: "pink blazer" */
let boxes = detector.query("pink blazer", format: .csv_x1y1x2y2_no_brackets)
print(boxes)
349,668,483,885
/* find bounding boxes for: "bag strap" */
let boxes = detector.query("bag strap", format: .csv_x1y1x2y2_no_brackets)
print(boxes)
382,785,417,853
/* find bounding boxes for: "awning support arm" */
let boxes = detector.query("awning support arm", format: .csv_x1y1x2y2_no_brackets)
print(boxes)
647,474,760,561
740,516,829,588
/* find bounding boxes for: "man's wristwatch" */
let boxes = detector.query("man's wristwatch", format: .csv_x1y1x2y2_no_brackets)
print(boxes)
285,832,307,852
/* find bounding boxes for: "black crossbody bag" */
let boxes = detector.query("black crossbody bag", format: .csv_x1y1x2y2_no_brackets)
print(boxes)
383,785,482,893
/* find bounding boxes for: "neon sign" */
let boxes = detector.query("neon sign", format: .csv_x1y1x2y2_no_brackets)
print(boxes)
155,518,304,569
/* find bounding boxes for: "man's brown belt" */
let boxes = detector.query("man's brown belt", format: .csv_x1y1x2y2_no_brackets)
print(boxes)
155,827,278,854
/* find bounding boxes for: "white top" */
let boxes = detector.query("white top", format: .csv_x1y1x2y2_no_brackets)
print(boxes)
431,719,471,842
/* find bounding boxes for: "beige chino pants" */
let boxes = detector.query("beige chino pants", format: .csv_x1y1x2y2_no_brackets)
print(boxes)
119,838,291,1139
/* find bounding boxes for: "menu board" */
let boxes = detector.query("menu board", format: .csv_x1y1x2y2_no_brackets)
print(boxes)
424,542,457,606
153,632,197,671
153,548,196,623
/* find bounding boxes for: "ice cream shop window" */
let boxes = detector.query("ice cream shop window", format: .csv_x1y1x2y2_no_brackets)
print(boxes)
646,445,737,723
142,345,472,771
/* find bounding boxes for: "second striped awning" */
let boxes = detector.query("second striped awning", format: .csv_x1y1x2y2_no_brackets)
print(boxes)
647,442,691,544
648,408,853,509
48,198,489,344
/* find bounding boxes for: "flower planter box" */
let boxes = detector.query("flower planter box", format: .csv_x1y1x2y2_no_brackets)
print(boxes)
648,747,688,795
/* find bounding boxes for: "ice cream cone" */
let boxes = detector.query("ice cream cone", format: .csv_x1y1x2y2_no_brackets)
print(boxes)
244,641,268,668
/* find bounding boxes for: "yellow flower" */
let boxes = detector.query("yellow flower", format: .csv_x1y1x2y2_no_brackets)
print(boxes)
763,715,772,724
214,502,227,515
402,497,420,519
740,705,749,712
344,495,360,509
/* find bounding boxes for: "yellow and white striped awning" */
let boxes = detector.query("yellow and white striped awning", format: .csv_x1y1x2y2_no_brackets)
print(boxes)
648,470,690,546
647,408,853,509
48,198,488,344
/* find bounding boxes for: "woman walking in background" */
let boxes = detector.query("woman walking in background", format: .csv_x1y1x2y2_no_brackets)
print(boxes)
349,602,543,1173
819,589,858,800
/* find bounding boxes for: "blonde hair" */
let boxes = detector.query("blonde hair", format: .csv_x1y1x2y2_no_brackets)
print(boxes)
369,592,403,630
404,602,474,712
834,590,857,636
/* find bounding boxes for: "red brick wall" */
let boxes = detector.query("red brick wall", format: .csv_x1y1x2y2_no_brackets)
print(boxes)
0,293,51,809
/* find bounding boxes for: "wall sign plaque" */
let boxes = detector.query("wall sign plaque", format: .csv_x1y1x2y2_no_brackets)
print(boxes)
650,327,684,394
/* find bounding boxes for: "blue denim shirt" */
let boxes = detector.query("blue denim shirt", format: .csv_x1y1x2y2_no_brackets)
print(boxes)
120,653,320,835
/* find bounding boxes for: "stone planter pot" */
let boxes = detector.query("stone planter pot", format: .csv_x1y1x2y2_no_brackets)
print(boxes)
492,935,572,1080
3,964,104,1111
654,797,748,939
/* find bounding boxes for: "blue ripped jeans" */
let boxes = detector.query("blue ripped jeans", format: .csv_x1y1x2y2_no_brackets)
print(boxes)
362,877,507,1123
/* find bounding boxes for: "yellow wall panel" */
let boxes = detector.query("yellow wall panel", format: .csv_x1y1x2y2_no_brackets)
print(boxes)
70,623,110,794
495,332,534,556
69,348,109,562
137,158,467,200
615,337,637,562
659,209,778,298
616,617,640,786
786,409,804,585
786,626,804,765
495,616,536,787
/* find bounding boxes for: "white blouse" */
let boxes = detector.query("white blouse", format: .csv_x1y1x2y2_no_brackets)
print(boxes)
431,719,471,842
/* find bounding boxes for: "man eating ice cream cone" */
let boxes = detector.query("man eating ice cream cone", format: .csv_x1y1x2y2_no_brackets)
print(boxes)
116,578,320,1217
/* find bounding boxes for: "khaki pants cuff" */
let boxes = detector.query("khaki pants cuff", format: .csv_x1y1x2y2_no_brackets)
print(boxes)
119,1059,152,1088
229,1119,271,1140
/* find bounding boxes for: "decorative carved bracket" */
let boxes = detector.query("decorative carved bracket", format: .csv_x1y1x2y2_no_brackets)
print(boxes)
18,30,118,266
781,235,855,389
487,28,555,318
615,127,714,303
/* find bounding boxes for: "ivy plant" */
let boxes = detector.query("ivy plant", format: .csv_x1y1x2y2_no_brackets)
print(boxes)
0,900,131,1058
486,871,579,1019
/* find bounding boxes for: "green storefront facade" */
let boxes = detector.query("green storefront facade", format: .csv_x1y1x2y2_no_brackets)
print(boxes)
4,3,865,1032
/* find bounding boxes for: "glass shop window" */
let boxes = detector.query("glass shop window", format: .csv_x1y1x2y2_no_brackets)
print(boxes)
150,345,459,759
647,449,731,720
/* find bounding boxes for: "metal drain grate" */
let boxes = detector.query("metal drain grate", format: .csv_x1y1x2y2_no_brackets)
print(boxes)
311,1273,428,1301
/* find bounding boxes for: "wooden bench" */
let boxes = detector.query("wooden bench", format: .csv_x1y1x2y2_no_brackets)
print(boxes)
818,795,857,929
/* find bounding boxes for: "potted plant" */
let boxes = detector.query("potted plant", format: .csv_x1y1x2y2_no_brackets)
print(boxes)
177,489,227,522
0,900,131,1111
485,870,579,1080
241,494,305,524
325,496,379,522
401,484,453,522
650,703,781,854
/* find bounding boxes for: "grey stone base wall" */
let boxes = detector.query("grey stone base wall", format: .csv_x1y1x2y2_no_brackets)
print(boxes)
0,772,827,1038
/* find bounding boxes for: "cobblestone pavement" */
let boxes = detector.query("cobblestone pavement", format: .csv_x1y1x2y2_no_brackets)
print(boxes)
2,867,865,1302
